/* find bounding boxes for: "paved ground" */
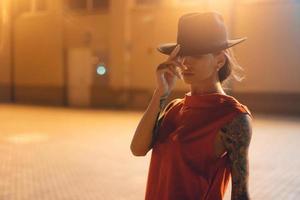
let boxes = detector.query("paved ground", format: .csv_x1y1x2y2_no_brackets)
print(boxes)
0,103,299,200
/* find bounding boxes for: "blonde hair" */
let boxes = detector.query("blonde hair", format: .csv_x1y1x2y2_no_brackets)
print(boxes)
217,48,246,91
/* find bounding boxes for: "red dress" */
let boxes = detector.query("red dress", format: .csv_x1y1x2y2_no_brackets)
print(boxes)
145,92,253,200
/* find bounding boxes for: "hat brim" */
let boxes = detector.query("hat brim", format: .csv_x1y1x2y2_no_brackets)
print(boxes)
156,37,248,56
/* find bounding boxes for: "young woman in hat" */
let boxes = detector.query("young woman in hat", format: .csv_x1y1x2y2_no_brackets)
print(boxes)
131,11,253,200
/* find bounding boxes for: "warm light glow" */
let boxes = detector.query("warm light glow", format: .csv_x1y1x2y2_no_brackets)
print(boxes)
97,65,107,75
6,133,49,144
0,0,9,53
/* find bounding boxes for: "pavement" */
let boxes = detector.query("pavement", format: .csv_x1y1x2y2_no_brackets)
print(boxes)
0,104,299,200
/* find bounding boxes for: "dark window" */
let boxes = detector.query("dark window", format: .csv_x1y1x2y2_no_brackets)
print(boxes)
0,1,2,16
93,0,109,9
69,0,87,10
36,0,47,11
136,0,161,5
0,2,2,42
14,0,31,15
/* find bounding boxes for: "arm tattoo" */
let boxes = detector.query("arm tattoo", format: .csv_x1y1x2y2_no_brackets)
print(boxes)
149,95,169,148
220,113,253,200
155,96,169,133
159,92,169,110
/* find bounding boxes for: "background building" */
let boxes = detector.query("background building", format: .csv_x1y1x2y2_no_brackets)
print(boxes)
1,0,300,115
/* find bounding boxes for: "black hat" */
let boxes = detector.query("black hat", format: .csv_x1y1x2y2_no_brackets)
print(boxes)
157,11,247,56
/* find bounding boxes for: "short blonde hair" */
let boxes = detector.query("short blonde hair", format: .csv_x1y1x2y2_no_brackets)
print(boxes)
217,48,246,91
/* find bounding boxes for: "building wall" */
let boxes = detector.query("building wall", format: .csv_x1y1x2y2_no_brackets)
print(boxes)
0,0,12,102
12,0,64,105
232,1,300,115
12,0,111,106
14,14,64,104
2,0,300,114
234,1,300,93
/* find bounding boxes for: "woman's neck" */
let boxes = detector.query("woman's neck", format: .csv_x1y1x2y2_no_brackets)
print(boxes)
189,80,226,95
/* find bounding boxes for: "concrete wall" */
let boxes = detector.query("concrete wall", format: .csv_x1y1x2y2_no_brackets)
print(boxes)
231,1,300,115
234,1,300,93
0,0,12,102
12,0,64,105
2,0,300,114
12,0,111,105
14,14,64,104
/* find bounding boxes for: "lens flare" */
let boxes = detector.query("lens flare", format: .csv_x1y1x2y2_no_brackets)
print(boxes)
97,65,106,75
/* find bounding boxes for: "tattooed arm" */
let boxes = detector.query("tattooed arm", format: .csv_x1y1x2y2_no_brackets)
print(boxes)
130,89,169,156
148,94,170,149
220,113,253,200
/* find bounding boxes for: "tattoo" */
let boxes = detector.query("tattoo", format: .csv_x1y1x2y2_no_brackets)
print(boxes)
220,113,252,200
150,95,170,149
159,93,170,110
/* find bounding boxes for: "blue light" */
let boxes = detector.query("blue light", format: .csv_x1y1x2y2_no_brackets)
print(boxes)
97,65,106,75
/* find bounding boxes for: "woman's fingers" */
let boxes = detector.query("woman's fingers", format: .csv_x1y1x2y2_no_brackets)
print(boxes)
169,62,183,79
168,60,185,74
166,45,187,72
165,68,175,77
156,62,169,71
169,65,181,79
156,62,180,79
175,56,187,71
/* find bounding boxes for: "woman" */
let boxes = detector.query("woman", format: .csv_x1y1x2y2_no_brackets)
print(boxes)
130,11,253,200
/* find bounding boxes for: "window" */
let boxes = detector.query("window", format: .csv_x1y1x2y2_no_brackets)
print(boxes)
136,0,161,5
69,0,87,10
92,0,109,10
0,2,2,47
14,0,32,16
0,1,2,17
35,0,47,11
241,0,292,4
175,0,209,4
13,0,48,16
66,0,109,11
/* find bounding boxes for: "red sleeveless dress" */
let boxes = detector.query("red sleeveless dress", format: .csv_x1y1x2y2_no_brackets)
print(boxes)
145,92,253,200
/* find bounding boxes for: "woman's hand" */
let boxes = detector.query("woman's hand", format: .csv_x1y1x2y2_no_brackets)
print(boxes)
155,44,184,98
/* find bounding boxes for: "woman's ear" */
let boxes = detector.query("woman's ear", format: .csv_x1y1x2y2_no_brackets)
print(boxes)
215,51,226,70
